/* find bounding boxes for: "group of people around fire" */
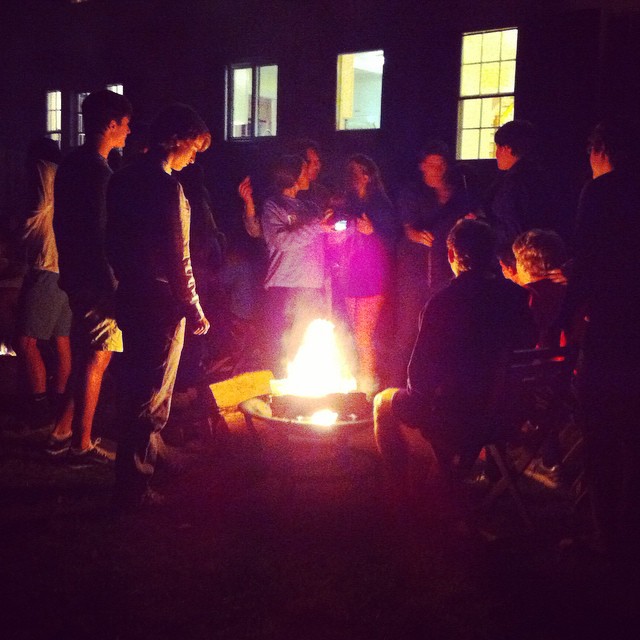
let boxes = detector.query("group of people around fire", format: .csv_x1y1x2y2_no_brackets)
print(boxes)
3,87,640,561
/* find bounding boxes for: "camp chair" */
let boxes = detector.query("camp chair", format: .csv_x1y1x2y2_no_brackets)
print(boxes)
479,345,577,527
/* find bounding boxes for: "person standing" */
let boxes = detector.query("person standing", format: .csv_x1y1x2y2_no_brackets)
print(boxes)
16,138,73,431
48,89,132,464
393,142,473,385
107,103,210,509
565,119,640,560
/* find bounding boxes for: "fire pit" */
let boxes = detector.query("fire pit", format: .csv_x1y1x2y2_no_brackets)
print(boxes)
237,319,376,478
239,391,372,435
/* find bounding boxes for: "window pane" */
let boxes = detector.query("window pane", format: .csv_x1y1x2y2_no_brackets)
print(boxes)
479,62,500,95
256,65,277,137
479,128,496,159
499,60,516,93
232,67,252,138
481,31,502,62
336,50,384,130
501,28,518,60
461,98,481,129
46,91,62,137
462,33,482,64
106,84,123,94
498,95,515,126
460,63,480,97
459,129,480,160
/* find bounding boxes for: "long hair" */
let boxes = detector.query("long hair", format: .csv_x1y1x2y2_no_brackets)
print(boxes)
348,153,387,199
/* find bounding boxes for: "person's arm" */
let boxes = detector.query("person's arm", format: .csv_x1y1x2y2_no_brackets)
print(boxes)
166,181,208,332
238,176,262,238
261,198,324,251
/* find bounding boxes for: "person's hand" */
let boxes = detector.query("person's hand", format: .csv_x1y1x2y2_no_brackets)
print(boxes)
405,226,434,247
192,316,210,336
546,268,568,285
238,177,254,207
356,213,375,235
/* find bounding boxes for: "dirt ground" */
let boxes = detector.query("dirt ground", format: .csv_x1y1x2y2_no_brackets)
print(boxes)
1,358,639,640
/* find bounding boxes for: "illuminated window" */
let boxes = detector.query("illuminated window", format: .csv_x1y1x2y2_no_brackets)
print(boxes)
226,64,278,139
75,91,90,146
46,91,62,143
457,28,518,160
336,50,384,131
106,84,124,95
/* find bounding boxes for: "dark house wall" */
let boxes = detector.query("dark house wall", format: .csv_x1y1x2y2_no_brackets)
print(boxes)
0,0,636,237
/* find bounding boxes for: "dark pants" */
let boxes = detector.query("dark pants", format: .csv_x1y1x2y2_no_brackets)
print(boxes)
114,309,185,502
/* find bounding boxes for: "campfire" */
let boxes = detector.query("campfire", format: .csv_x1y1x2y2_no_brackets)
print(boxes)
241,319,372,431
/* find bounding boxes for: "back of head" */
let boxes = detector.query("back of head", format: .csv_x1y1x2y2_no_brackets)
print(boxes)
494,119,535,158
82,89,132,136
588,117,640,170
272,154,304,191
512,228,566,280
147,103,210,152
26,137,61,166
447,218,496,272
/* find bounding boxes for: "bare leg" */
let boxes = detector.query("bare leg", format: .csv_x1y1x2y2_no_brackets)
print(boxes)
345,295,384,395
373,388,408,477
53,336,72,395
73,349,112,450
17,335,47,395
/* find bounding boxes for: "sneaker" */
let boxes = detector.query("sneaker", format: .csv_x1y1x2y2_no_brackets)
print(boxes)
68,438,115,468
45,433,73,456
525,458,561,490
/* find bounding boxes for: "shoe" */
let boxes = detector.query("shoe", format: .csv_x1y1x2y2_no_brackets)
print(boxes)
525,458,560,489
45,433,73,456
68,438,115,468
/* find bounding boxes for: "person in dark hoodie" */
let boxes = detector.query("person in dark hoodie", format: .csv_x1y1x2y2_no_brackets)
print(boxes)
107,103,210,509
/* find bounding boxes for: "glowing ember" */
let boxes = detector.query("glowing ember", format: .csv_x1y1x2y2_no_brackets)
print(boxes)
307,409,339,428
271,319,356,397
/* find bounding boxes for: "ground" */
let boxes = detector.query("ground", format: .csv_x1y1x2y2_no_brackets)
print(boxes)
1,355,639,640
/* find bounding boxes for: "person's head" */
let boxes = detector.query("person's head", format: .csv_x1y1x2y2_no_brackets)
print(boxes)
295,139,322,182
82,89,132,147
26,137,61,166
446,218,496,276
494,119,535,170
147,104,210,171
418,140,453,189
512,228,567,284
587,118,639,178
272,154,308,193
347,154,385,198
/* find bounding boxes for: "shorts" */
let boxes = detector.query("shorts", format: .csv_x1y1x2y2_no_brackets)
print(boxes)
69,290,123,352
16,269,72,339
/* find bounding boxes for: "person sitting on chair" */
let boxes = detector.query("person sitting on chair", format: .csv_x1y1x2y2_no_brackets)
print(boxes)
374,218,535,478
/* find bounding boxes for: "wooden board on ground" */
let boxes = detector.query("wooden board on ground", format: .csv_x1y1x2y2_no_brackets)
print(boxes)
210,370,274,410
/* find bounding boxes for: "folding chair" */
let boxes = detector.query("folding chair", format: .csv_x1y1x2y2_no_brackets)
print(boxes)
479,345,577,527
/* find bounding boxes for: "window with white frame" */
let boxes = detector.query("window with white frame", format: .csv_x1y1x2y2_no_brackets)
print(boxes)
75,91,90,146
336,50,384,131
457,28,518,160
46,91,62,143
226,64,278,139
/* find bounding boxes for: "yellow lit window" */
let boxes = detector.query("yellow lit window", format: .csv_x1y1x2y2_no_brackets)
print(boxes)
457,28,517,160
